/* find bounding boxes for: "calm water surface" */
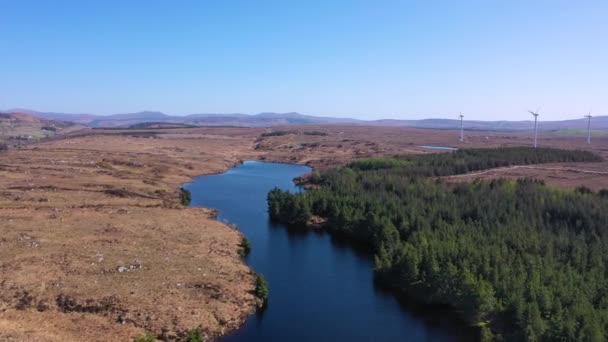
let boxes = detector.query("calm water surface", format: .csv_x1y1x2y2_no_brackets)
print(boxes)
419,145,459,151
185,161,458,342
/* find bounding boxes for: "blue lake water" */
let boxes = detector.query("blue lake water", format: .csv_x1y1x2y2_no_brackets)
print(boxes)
185,161,463,342
419,145,459,151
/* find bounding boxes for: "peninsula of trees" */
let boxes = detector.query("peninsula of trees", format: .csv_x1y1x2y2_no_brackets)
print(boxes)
268,147,606,341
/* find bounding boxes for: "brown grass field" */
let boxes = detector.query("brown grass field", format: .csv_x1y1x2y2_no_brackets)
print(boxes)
255,125,608,191
1,125,607,341
0,128,262,341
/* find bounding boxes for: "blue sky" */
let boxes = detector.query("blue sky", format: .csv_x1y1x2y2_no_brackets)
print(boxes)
1,1,606,120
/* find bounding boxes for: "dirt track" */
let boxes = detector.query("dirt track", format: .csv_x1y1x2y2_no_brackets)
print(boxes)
445,163,608,190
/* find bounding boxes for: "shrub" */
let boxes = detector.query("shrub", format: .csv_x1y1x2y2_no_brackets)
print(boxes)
179,187,192,206
186,328,203,342
302,130,328,136
255,273,269,305
576,185,593,194
240,236,252,257
133,332,156,342
260,130,294,137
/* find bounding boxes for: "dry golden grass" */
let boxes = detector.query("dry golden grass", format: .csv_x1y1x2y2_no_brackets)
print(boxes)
0,128,262,341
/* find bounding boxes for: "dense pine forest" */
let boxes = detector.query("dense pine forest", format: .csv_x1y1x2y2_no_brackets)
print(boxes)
267,147,607,341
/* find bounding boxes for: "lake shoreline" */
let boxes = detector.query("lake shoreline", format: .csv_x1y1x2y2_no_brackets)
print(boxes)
189,160,463,341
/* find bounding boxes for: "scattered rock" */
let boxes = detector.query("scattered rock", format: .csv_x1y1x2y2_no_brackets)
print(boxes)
116,261,142,273
18,233,40,247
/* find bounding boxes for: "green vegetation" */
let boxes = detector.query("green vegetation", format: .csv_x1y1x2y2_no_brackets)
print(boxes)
128,122,198,129
260,130,328,137
261,130,294,137
133,332,156,342
179,187,192,206
240,236,252,256
268,147,607,341
255,273,269,305
302,130,328,136
186,328,204,342
347,147,600,175
550,129,608,136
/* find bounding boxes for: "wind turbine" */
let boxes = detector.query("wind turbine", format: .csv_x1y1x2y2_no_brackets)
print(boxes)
585,110,592,144
528,109,540,148
459,112,464,142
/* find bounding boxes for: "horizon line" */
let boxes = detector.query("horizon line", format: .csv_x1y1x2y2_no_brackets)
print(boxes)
2,107,605,123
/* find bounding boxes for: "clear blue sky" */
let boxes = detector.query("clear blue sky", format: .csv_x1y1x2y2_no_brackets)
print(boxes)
1,1,606,120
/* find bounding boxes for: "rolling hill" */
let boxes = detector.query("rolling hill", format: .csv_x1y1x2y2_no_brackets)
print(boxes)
0,112,85,147
7,108,608,131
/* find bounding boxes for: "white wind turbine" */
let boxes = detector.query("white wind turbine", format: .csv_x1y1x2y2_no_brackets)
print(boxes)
459,112,464,142
585,110,592,144
528,109,540,148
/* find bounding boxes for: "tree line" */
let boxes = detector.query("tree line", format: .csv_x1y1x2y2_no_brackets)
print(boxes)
267,147,606,341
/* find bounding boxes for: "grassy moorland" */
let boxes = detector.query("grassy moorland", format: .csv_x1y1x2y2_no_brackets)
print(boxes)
0,127,261,341
2,123,608,341
268,147,607,341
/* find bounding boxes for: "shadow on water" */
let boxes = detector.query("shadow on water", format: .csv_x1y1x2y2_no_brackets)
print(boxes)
254,303,267,320
271,221,478,342
371,282,479,342
269,220,371,254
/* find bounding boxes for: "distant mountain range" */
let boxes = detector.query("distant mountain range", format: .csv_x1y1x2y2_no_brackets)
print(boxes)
5,108,608,131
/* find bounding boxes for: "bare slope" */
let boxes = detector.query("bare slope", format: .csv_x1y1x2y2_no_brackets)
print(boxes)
0,112,85,148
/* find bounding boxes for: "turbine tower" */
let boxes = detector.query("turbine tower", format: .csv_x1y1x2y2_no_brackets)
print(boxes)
459,112,464,142
585,111,592,144
528,109,540,148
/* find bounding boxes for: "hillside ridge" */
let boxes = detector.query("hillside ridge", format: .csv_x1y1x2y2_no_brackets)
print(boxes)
5,108,608,131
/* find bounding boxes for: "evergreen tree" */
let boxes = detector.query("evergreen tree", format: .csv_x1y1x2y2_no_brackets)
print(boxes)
267,147,607,340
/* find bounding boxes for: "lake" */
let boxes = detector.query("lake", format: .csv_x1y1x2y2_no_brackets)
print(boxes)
185,161,462,341
419,145,459,151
